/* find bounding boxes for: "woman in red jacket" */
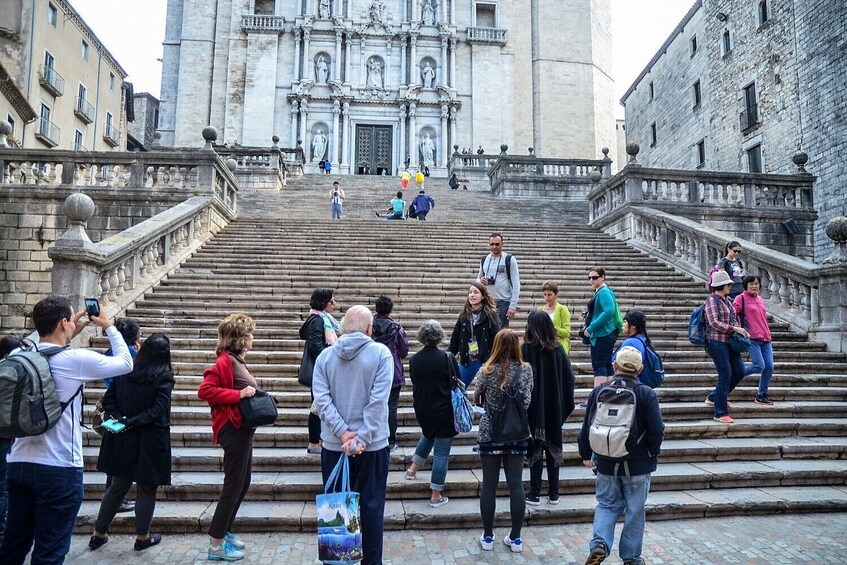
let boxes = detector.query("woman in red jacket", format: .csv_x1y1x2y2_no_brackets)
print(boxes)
197,313,257,562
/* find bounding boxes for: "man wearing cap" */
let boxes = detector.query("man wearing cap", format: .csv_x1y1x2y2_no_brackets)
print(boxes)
411,190,435,221
577,346,664,565
703,270,750,424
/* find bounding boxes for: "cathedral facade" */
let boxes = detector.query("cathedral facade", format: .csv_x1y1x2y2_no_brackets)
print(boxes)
158,0,615,175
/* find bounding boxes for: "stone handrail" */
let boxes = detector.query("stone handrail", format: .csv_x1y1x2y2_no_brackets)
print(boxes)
0,148,239,209
588,164,815,224
489,155,610,191
241,14,285,33
448,152,499,173
49,193,237,326
466,27,508,45
620,206,847,351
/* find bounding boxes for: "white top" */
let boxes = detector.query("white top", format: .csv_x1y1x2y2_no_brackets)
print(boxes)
477,252,521,309
8,326,134,468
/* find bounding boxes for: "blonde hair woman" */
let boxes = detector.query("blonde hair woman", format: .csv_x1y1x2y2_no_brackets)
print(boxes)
197,313,258,561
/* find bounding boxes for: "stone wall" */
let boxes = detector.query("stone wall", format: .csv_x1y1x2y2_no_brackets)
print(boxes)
128,93,160,149
0,187,191,333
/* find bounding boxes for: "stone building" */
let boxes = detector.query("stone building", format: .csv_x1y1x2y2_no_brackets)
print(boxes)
0,0,129,151
620,0,846,262
158,0,617,175
127,92,161,149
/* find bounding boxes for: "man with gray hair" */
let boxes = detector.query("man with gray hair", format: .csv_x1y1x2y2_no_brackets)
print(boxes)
313,305,394,564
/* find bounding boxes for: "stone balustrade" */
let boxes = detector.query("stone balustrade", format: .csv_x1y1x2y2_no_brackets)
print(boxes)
488,148,610,201
241,14,285,33
215,143,305,190
466,27,508,45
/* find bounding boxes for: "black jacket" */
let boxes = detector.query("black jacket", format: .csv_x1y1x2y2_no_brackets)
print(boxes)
577,374,664,476
299,314,330,382
409,346,459,438
448,310,500,366
97,371,175,486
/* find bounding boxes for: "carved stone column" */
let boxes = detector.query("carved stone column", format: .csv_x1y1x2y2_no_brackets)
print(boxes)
409,102,417,167
398,104,407,168
289,100,299,146
385,39,393,87
341,101,350,165
400,34,407,85
440,36,448,86
449,37,457,88
449,106,457,155
344,33,352,83
332,99,341,164
440,104,448,166
409,34,418,80
334,30,343,81
303,28,312,76
293,29,302,79
359,41,366,86
299,99,309,152
450,0,456,24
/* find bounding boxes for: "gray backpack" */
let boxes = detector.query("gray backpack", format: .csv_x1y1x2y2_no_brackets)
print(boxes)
588,377,645,460
0,343,81,437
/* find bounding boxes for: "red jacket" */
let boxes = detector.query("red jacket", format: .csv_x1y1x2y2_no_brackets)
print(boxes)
198,352,243,444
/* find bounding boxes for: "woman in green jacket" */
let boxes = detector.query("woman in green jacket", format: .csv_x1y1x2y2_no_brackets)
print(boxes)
582,267,622,387
537,280,571,355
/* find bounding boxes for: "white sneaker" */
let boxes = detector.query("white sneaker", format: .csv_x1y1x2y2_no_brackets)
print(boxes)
479,533,494,551
503,535,523,553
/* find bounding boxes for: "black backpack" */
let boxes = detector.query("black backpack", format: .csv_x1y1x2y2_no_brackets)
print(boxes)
0,342,82,437
479,253,514,285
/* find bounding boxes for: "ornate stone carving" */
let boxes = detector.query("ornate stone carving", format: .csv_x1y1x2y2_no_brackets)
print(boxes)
421,61,435,88
315,55,329,83
420,133,435,167
368,0,385,25
422,0,435,25
367,57,384,88
312,129,328,162
319,0,331,19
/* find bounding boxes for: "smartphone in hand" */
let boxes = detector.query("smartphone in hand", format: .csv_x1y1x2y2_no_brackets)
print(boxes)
101,418,126,433
84,297,100,318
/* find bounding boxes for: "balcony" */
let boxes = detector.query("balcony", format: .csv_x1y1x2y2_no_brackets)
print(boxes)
74,142,88,152
466,27,507,46
35,117,60,147
103,123,120,147
241,14,285,33
740,103,759,132
74,96,95,124
38,65,65,97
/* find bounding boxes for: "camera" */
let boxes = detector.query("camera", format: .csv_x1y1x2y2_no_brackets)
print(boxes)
581,309,589,320
333,191,339,197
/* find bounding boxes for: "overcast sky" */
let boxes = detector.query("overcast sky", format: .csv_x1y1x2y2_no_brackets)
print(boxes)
68,0,695,119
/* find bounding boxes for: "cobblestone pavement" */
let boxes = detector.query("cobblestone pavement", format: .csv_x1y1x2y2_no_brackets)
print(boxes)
66,512,846,564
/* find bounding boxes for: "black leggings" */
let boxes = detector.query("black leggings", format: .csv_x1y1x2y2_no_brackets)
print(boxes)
309,390,322,444
95,476,157,535
480,454,525,539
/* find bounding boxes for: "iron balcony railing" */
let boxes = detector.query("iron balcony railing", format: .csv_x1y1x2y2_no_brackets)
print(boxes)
740,103,759,131
35,117,61,147
38,65,65,97
103,123,120,147
75,96,95,124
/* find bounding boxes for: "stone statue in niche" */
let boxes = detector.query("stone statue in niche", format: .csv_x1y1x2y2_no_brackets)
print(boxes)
421,62,435,88
312,130,328,162
368,0,385,24
319,0,331,19
367,58,384,88
315,55,329,83
422,0,435,25
420,133,435,167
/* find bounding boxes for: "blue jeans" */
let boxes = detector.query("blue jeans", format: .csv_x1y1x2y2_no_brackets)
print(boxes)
458,359,481,387
706,340,746,416
590,333,618,377
590,472,652,562
745,339,774,396
495,299,511,328
0,438,12,535
0,462,84,565
411,436,454,491
322,448,389,565
331,203,343,219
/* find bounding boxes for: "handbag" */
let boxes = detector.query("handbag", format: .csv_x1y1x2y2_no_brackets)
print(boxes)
489,374,530,443
91,397,106,437
729,332,751,353
447,352,473,433
316,454,363,564
298,343,315,388
239,389,278,427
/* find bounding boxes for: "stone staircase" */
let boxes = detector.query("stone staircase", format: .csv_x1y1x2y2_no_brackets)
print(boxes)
75,175,847,533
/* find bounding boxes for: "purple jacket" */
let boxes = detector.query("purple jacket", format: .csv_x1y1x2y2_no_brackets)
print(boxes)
371,314,410,388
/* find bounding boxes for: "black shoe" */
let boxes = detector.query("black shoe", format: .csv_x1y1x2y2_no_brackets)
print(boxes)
117,499,135,513
88,535,108,550
622,559,645,565
134,533,162,551
584,541,609,565
525,494,541,506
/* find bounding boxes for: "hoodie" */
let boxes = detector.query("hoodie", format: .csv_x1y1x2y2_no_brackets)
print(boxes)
371,314,410,388
312,332,394,452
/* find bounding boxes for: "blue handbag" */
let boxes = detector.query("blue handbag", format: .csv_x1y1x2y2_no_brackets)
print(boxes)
447,352,474,433
316,454,363,564
729,332,751,353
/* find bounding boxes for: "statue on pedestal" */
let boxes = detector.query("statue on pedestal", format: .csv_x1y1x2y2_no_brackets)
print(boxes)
319,0,331,19
420,133,435,167
312,130,328,162
422,0,435,25
368,0,385,24
315,55,329,83
367,58,384,88
421,62,435,89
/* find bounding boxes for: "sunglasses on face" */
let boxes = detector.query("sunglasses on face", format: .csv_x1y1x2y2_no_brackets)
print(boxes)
731,248,741,253
588,275,602,280
489,242,502,247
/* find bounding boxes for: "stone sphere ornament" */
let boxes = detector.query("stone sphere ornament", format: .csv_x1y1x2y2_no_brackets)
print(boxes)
202,126,217,150
500,144,508,155
272,135,280,146
792,151,809,174
590,169,603,183
225,158,238,172
64,193,95,225
825,216,847,244
601,147,610,160
626,143,641,166
0,121,12,135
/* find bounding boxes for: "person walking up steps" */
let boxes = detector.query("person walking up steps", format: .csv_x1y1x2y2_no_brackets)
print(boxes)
370,295,409,451
411,190,435,221
477,233,521,328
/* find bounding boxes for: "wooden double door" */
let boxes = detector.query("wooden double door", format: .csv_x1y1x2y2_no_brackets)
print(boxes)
355,125,392,175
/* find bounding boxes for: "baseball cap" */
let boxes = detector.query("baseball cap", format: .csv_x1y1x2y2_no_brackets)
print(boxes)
615,346,643,374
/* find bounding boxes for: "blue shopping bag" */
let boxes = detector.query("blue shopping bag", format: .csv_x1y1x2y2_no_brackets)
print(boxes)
316,454,363,564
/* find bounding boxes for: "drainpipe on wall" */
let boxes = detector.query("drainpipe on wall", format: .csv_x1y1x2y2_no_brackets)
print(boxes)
22,0,38,148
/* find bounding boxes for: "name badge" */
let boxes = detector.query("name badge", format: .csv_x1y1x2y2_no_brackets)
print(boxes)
468,339,479,357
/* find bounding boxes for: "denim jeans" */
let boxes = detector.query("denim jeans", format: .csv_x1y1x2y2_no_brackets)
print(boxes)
0,438,12,535
590,472,652,562
458,359,481,387
0,462,84,565
745,339,774,396
411,435,454,491
590,333,618,377
322,447,389,565
330,203,343,219
495,300,511,328
706,339,746,416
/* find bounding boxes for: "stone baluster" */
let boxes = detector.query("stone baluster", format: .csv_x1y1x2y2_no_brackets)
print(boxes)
777,275,790,307
115,263,126,297
99,271,109,301
673,232,682,257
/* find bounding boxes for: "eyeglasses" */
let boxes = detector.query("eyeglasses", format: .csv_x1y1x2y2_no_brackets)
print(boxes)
489,242,502,247
731,248,741,253
588,275,602,280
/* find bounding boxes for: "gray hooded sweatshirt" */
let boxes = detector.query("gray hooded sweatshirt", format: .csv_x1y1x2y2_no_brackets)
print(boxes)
313,332,394,452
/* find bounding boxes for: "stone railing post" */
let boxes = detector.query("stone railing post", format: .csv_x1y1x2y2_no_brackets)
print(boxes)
813,217,847,352
601,147,612,178
623,143,643,202
49,193,102,311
